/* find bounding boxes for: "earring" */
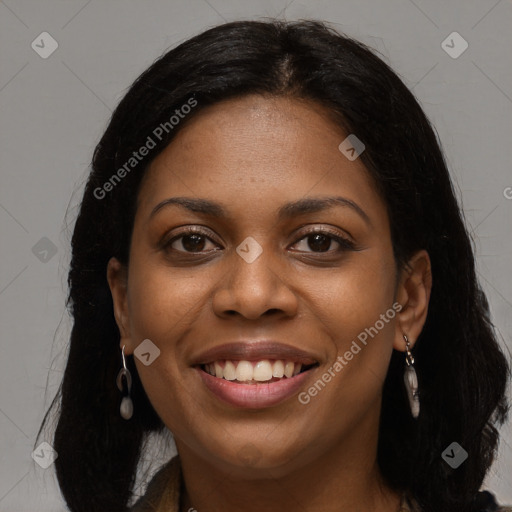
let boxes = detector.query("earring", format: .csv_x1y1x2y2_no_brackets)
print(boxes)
116,345,133,420
403,334,420,419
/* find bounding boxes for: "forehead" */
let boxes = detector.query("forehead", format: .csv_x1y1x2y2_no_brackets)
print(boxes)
136,94,383,223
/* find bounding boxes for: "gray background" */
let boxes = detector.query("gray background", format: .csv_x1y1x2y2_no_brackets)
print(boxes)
1,0,511,510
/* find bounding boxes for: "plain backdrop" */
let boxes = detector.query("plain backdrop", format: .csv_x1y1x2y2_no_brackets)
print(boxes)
1,0,511,510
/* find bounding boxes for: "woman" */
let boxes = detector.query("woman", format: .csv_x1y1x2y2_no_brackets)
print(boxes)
38,19,511,512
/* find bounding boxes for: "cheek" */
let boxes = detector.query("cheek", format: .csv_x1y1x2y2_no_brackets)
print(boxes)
305,251,396,341
126,261,209,341
125,263,208,426
303,250,397,401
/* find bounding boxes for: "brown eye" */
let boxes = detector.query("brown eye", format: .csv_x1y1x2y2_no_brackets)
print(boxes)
176,234,207,252
291,228,356,254
304,233,332,252
164,228,218,254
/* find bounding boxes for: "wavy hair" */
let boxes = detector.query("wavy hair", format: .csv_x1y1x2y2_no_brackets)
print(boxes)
38,19,510,512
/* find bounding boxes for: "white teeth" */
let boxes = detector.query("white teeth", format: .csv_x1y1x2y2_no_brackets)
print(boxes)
236,361,253,381
203,359,308,382
284,361,295,378
223,361,237,380
272,360,284,378
253,360,273,381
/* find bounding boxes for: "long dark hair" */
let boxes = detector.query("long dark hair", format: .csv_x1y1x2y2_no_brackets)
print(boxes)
38,19,510,512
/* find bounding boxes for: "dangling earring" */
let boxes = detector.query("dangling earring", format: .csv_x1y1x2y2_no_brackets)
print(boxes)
116,345,133,420
403,334,420,419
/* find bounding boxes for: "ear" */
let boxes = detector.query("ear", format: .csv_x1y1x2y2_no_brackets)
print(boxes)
393,249,432,352
106,257,133,354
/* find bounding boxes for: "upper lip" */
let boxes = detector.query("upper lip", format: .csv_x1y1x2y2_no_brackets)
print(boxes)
191,341,319,366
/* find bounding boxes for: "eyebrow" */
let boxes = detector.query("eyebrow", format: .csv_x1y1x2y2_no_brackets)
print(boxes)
149,195,371,226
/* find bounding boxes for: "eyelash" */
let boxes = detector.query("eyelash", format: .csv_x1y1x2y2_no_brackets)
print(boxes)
162,226,356,256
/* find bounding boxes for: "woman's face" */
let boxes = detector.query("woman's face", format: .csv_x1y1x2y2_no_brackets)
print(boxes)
108,94,422,475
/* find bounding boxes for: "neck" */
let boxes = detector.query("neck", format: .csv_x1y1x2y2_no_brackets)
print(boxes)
175,410,401,512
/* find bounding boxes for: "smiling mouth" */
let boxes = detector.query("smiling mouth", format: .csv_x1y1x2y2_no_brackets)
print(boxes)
199,359,319,385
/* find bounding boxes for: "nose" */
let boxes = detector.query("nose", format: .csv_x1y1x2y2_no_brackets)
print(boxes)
212,241,299,321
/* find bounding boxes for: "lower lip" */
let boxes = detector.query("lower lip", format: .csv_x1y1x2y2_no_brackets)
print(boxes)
196,367,315,409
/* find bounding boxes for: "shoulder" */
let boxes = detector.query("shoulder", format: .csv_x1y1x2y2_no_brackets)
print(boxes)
476,490,512,512
128,456,181,512
401,490,512,512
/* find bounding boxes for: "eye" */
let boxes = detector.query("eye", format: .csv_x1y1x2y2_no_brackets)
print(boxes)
291,228,356,254
162,226,356,256
163,227,219,254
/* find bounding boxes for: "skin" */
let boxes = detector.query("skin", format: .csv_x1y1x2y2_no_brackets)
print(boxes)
107,94,432,512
